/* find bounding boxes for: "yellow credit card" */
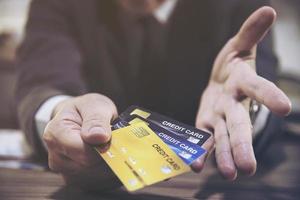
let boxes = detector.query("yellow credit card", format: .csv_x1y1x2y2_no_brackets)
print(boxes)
95,142,145,191
96,123,190,191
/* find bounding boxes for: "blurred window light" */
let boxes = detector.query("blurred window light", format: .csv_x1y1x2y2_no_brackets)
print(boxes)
0,0,31,42
272,0,300,77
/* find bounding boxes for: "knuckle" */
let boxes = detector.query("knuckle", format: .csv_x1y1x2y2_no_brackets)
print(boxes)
231,140,251,151
229,121,249,134
83,93,112,106
52,119,65,130
71,147,96,166
215,149,231,160
76,154,91,166
44,119,76,153
214,132,228,142
48,154,61,173
48,162,59,173
43,128,51,142
82,93,117,115
196,114,215,129
44,120,62,136
83,93,102,101
205,136,215,150
43,122,57,148
43,133,55,149
57,109,80,122
195,120,206,130
195,118,203,129
248,78,260,92
83,117,107,128
213,101,225,115
59,136,84,159
80,93,98,101
63,145,93,166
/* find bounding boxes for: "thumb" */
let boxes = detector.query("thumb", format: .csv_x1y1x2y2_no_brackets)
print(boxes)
233,6,276,51
76,94,118,146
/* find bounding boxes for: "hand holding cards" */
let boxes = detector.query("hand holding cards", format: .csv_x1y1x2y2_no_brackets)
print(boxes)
95,106,211,191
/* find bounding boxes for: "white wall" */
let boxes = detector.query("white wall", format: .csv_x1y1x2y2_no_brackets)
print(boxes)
272,0,300,77
0,0,31,42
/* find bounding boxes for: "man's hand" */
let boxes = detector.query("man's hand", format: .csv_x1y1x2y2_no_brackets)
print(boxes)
192,7,291,180
43,93,120,190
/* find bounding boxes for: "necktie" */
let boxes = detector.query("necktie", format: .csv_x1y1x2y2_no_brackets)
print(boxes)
137,14,167,111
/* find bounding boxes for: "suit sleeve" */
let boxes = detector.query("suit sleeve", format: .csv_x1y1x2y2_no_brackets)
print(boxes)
15,0,87,158
230,0,278,83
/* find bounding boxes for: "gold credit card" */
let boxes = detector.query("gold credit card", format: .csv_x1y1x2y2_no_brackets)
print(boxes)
95,142,145,191
96,123,190,191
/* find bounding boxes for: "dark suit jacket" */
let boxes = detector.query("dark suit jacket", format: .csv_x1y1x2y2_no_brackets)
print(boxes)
16,0,278,156
0,60,18,129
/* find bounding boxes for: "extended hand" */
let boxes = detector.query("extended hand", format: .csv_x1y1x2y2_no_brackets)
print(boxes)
192,7,291,180
43,93,120,189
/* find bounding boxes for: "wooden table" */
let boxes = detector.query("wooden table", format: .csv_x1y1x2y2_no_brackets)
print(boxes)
1,133,300,200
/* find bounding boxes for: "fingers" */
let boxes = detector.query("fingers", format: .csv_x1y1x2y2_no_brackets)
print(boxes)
234,63,292,116
243,76,291,115
48,151,83,175
49,150,120,190
75,94,118,145
44,93,118,173
193,94,217,172
195,96,255,177
191,135,214,173
225,100,256,176
191,153,207,173
43,93,120,188
214,119,237,180
233,6,276,51
44,114,100,166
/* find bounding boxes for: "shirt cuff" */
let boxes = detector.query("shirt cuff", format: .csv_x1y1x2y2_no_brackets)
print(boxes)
35,95,72,149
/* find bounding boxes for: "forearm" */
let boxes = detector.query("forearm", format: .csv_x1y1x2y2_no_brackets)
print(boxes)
16,87,65,158
16,0,87,156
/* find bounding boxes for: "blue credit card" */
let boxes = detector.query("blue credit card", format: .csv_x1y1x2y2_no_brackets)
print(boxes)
111,117,129,130
112,114,206,165
140,117,206,165
119,106,211,146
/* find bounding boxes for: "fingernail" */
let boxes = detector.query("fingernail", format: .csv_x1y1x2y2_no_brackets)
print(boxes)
88,127,107,136
88,127,110,144
234,144,256,176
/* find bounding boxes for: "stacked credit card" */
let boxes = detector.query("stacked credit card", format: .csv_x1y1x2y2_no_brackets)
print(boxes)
95,106,211,191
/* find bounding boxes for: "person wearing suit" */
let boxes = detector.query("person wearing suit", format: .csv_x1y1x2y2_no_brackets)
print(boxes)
16,0,291,189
